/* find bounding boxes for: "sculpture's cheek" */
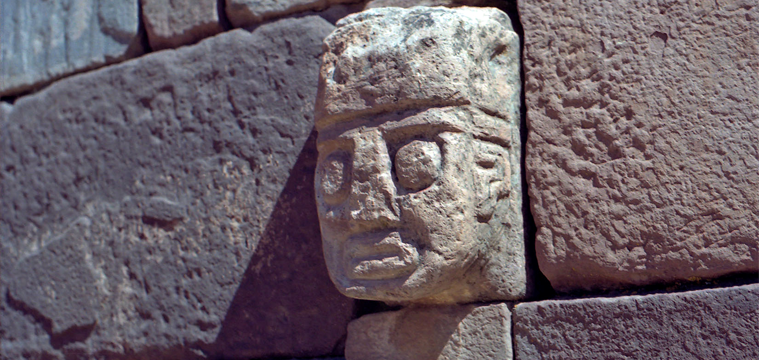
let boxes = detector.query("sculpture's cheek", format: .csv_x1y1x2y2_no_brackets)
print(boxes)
397,179,478,262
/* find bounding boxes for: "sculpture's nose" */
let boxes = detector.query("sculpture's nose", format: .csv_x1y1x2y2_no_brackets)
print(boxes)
344,130,400,230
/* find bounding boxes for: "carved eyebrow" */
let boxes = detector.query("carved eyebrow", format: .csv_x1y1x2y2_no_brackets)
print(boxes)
381,121,464,140
472,133,511,149
316,112,467,145
316,135,353,153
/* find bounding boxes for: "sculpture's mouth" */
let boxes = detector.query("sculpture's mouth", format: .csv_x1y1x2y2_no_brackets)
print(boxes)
345,230,419,280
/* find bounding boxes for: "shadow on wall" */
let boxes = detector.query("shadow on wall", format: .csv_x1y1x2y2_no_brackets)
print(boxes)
203,131,356,359
508,3,555,301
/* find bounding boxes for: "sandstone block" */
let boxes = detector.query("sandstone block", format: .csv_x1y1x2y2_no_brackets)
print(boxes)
141,0,224,50
0,0,142,96
347,303,512,360
1,16,354,359
521,0,759,292
225,0,359,28
314,7,529,305
514,284,759,359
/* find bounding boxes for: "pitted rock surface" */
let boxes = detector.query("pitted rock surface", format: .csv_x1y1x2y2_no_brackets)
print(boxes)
1,16,354,360
0,0,142,96
514,284,759,359
521,0,759,292
7,219,98,336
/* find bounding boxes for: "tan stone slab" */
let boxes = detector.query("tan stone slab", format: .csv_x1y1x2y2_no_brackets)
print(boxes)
521,0,759,292
141,0,224,50
225,0,360,28
347,303,512,360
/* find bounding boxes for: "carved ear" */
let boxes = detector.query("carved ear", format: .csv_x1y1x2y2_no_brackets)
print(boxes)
472,141,511,222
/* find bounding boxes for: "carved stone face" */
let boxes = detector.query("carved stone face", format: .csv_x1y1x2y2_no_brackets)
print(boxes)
314,6,528,304
315,108,511,303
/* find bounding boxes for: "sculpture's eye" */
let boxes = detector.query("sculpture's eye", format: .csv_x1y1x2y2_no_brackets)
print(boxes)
318,151,351,205
394,140,441,192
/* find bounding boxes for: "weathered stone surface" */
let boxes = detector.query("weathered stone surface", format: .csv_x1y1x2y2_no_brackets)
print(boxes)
314,7,528,305
0,0,142,96
140,0,224,50
1,16,355,359
347,303,512,360
7,219,98,336
521,0,759,292
514,284,759,359
225,0,359,28
316,6,520,125
0,101,11,120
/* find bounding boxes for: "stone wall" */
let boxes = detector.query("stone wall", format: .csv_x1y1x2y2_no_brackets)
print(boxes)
2,1,756,359
522,0,759,293
1,3,358,359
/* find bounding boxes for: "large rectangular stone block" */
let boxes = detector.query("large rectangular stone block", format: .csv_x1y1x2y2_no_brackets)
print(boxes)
514,284,759,359
0,0,142,96
521,0,759,291
0,16,355,359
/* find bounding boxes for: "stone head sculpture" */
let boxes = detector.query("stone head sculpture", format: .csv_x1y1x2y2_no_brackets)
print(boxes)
314,7,527,304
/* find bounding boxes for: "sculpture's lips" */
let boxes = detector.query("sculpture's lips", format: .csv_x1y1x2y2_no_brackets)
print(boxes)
345,230,418,280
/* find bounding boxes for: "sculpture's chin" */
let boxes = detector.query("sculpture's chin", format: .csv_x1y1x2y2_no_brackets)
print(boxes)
339,280,481,305
328,230,483,304
340,281,429,303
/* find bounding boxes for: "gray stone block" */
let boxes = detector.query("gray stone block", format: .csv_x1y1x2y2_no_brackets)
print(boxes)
7,219,98,336
520,0,759,292
1,16,355,359
514,284,759,360
0,0,142,96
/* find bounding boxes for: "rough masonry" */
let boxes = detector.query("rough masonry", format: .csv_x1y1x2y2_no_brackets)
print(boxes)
521,0,759,292
1,16,354,360
514,283,759,359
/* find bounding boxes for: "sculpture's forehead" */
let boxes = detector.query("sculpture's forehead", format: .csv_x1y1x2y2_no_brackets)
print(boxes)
316,107,511,148
314,6,520,129
316,115,463,147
